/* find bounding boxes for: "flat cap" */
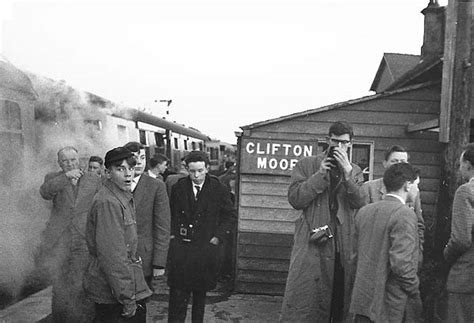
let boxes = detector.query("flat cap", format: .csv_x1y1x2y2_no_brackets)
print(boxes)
105,147,133,167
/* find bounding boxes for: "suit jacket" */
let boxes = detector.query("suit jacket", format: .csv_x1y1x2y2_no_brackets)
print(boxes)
444,180,474,293
351,196,420,322
133,173,171,277
361,178,425,260
167,174,237,291
39,171,102,250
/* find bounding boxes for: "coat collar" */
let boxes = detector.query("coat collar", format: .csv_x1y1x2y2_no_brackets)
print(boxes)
103,179,134,209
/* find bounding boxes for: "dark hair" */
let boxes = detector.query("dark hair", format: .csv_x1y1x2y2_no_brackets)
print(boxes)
462,143,474,165
383,163,418,193
123,141,144,153
149,153,169,168
88,155,103,165
384,145,408,161
328,121,354,139
225,161,235,169
185,150,210,166
107,157,137,169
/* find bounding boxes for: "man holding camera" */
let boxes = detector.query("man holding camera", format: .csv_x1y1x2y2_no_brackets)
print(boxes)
281,121,365,322
167,150,237,322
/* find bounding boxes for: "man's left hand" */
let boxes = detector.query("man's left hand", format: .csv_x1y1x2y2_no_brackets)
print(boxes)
210,237,220,245
332,147,353,178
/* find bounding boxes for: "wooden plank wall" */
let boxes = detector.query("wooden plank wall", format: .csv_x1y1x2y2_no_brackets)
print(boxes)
236,86,442,295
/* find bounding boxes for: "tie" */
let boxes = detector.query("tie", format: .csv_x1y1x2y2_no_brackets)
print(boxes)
195,185,201,200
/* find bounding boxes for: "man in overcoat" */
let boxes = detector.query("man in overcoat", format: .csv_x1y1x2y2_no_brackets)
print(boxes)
350,162,421,322
361,145,424,268
167,150,237,322
280,121,365,322
39,146,102,322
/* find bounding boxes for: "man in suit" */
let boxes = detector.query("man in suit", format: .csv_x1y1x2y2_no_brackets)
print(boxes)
39,146,102,322
350,162,421,322
167,150,237,322
124,142,171,285
148,153,169,181
361,145,425,267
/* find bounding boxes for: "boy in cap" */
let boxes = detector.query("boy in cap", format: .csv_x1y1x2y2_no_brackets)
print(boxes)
83,147,152,322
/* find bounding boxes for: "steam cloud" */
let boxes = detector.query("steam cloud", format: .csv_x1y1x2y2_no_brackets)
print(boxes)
0,69,130,306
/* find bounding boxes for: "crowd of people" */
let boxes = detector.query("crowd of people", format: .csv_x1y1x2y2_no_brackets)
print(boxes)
37,120,474,322
39,143,236,322
281,121,474,323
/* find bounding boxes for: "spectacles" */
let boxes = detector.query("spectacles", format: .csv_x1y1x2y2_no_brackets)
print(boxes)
328,137,351,145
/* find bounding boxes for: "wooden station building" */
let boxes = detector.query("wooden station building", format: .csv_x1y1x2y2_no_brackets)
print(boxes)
233,2,473,310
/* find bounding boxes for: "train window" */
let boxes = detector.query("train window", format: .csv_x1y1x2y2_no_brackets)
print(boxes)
199,142,203,151
0,100,22,130
209,147,219,160
139,130,147,145
183,139,188,150
155,132,164,147
0,132,23,186
192,142,196,150
174,138,179,149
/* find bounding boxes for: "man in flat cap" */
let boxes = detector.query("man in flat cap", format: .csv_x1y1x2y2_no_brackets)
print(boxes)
167,150,237,322
39,146,102,322
83,147,152,322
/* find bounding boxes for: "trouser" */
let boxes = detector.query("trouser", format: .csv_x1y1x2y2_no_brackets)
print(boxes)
330,252,345,323
51,228,95,322
93,300,147,323
447,292,474,323
168,287,206,323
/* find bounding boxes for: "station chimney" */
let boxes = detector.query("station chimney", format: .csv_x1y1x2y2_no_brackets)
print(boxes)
421,0,446,59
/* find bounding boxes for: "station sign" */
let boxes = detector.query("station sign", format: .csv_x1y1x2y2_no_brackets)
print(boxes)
241,138,317,175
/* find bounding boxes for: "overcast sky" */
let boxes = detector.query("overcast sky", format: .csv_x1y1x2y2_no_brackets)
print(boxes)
0,0,448,143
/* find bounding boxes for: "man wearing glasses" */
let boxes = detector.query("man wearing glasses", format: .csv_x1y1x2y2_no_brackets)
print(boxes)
281,121,366,322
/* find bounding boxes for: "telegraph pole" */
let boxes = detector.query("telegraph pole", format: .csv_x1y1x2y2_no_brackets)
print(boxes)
430,0,472,321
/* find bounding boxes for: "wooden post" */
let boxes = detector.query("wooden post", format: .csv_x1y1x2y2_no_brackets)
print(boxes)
427,0,472,321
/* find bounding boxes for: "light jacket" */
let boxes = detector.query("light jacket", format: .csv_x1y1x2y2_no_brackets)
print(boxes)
280,153,365,322
361,178,425,267
444,180,474,293
350,196,420,322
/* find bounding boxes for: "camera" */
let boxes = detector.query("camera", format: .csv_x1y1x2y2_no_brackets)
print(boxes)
309,225,333,245
179,223,194,242
327,146,338,167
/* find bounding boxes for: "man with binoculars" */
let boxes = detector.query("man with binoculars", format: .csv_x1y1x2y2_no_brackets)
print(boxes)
280,121,365,322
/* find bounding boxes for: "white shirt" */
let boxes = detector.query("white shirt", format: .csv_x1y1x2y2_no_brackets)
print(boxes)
192,182,204,198
148,170,157,179
131,175,141,192
385,193,405,205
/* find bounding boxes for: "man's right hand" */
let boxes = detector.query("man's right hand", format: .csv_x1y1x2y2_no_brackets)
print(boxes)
65,169,83,180
319,159,333,174
122,301,137,318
